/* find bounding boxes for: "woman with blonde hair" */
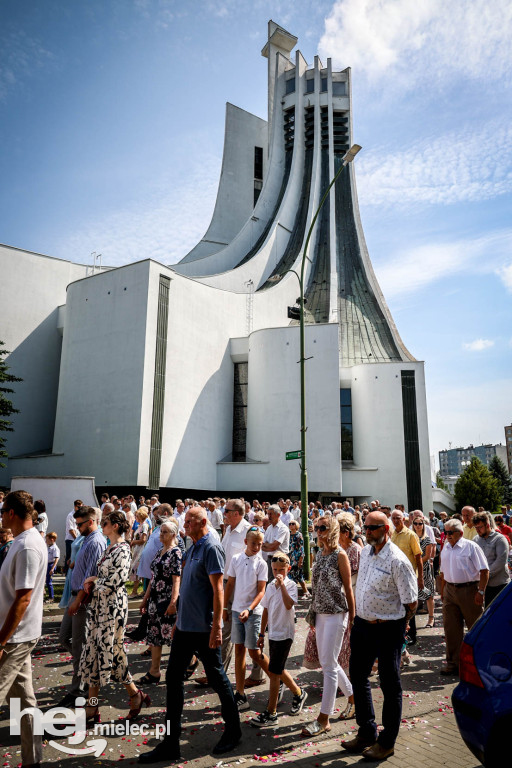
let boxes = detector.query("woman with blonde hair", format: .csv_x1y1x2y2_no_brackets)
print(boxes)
336,512,360,686
302,516,355,736
129,507,150,597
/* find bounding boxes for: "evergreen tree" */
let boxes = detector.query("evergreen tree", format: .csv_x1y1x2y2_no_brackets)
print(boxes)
488,454,512,504
454,457,502,513
0,342,22,469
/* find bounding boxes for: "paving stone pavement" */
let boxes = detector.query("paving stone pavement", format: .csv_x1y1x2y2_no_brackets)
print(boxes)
0,597,483,768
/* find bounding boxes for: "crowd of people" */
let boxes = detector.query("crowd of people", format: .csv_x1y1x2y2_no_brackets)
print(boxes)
0,488,511,766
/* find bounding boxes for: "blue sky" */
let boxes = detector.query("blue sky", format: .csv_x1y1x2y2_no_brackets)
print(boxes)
2,0,511,470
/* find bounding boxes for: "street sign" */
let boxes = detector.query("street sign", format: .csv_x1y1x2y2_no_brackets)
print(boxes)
286,450,303,460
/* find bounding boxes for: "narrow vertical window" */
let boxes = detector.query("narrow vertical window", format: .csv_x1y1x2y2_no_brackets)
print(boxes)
340,388,353,461
232,362,248,461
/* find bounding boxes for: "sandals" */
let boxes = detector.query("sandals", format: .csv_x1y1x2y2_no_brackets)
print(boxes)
127,688,151,720
301,720,331,737
338,701,355,720
138,671,161,685
426,619,435,628
184,657,199,680
140,647,152,657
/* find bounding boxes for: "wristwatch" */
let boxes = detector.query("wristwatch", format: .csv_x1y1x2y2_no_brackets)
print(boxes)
248,609,253,616
477,589,484,595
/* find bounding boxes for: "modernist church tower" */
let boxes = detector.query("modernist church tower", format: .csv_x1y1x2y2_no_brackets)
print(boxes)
1,21,432,511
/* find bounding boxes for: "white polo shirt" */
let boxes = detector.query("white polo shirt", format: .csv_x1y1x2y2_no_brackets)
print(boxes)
65,510,79,541
227,551,267,614
441,536,489,584
260,576,298,640
262,520,290,561
222,518,252,574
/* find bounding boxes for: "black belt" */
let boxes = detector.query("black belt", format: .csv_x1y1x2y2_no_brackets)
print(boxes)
446,581,478,588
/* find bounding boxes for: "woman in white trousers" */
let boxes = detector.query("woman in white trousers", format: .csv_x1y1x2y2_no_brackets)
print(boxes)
302,515,355,736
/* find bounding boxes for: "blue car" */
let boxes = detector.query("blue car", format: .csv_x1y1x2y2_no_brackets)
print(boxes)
452,581,512,768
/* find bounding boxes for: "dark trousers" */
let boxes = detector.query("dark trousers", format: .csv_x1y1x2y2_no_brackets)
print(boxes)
65,540,72,573
485,583,507,607
165,628,240,746
407,614,417,643
45,563,54,600
349,616,406,749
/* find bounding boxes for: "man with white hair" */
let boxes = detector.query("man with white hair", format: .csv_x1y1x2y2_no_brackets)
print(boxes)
439,517,489,676
262,505,290,580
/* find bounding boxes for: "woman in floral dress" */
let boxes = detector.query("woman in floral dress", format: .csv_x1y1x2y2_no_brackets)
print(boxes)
79,512,151,723
288,520,311,597
138,519,182,684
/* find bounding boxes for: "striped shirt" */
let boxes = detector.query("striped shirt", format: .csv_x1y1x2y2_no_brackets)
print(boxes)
70,528,107,592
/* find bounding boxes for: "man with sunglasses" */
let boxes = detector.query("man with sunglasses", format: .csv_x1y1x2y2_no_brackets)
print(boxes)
59,506,106,706
439,518,489,676
342,512,417,761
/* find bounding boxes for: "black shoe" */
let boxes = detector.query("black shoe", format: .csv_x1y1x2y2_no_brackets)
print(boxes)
138,739,181,764
211,731,242,755
58,692,83,707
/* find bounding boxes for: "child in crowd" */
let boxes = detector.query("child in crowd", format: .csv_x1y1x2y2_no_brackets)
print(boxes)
250,551,307,726
45,531,60,602
223,527,268,710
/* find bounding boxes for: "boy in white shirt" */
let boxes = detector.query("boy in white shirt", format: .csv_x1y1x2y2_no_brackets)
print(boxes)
250,551,307,726
45,531,60,602
224,527,267,710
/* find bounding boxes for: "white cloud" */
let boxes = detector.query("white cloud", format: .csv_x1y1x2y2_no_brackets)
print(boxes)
463,339,495,352
54,154,222,268
376,229,512,299
497,264,512,293
319,0,512,89
356,120,512,207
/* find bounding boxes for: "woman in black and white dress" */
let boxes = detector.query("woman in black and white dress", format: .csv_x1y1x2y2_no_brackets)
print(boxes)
79,511,151,723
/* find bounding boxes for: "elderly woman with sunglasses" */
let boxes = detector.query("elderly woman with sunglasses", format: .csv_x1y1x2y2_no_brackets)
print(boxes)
412,516,436,627
302,516,355,736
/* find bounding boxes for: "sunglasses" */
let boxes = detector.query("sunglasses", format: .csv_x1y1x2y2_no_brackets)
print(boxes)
314,524,328,532
272,556,289,564
445,530,458,536
363,524,386,532
413,522,424,526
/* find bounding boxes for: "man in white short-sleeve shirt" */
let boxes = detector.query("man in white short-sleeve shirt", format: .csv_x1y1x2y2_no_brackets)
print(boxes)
0,491,47,768
262,506,290,576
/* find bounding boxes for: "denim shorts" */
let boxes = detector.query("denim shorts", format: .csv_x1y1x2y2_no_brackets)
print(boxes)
231,612,261,649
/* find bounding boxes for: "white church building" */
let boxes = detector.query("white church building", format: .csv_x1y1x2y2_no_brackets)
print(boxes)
1,21,432,510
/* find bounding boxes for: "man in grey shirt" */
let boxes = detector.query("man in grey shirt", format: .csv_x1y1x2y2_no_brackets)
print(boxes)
474,512,510,605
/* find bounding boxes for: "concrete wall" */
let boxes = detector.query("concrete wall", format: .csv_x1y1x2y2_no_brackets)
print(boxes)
217,323,342,493
0,245,90,487
341,361,433,512
9,475,98,563
178,104,268,266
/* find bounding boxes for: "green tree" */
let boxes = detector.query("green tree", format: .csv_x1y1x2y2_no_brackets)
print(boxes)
0,342,22,469
436,472,450,492
488,454,512,504
454,457,502,513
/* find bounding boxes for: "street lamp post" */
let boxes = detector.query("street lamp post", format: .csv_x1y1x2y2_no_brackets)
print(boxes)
271,144,361,580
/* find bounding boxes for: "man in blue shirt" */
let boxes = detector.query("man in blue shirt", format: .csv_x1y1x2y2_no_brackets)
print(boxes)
59,506,106,705
139,506,241,764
